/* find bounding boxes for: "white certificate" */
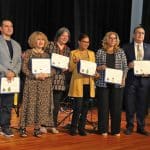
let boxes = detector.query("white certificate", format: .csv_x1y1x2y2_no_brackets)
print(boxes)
51,53,69,69
134,60,150,75
105,68,123,85
0,77,20,93
79,60,97,76
31,58,51,74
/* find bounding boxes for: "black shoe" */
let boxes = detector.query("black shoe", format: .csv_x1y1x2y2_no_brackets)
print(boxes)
0,126,4,135
96,130,102,135
19,128,27,137
137,129,150,136
70,130,78,136
2,128,14,137
97,130,108,135
124,128,133,135
78,130,87,136
33,128,42,137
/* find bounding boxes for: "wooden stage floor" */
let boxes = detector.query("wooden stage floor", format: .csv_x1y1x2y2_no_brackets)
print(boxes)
0,108,150,150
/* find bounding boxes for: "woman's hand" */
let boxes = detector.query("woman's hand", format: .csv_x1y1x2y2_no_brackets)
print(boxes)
62,68,68,73
94,71,100,80
73,56,80,63
35,73,49,80
97,65,106,71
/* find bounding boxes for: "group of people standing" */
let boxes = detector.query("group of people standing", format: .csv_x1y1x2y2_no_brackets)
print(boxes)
0,18,150,138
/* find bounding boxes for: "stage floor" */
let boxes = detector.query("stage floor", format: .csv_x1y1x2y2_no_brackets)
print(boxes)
0,108,150,150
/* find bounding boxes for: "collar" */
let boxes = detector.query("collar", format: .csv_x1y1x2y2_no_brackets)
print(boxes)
134,42,143,47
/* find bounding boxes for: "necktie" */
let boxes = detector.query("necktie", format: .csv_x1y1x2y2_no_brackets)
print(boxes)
137,44,142,61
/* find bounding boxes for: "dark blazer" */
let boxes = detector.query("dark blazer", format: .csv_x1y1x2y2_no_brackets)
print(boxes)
123,43,150,85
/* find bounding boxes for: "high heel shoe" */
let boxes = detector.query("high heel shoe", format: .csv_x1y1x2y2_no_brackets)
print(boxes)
33,128,42,137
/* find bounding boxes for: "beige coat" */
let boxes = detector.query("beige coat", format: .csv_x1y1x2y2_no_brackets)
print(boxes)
68,49,95,98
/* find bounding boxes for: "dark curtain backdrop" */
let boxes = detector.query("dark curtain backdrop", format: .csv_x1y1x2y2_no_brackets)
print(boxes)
142,0,150,43
0,0,132,51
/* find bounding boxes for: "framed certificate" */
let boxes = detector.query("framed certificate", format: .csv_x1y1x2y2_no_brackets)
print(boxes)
31,58,51,74
51,53,69,69
0,77,20,93
105,68,123,85
78,60,97,76
134,60,150,75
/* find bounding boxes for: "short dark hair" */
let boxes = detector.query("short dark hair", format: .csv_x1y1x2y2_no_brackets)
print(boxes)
0,18,13,26
78,33,89,41
133,25,145,33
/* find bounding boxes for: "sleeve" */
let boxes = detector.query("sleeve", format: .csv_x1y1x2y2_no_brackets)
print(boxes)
96,49,101,66
0,64,8,74
90,51,95,62
69,51,77,72
22,50,35,79
12,44,22,76
121,49,128,79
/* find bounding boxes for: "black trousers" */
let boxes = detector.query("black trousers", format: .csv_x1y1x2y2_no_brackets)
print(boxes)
53,90,64,127
70,85,90,131
125,78,150,130
0,94,14,129
96,86,123,134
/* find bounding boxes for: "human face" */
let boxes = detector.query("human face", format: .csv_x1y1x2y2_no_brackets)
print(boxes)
107,34,117,48
35,36,45,49
58,32,69,45
0,20,13,38
133,28,145,43
78,37,90,50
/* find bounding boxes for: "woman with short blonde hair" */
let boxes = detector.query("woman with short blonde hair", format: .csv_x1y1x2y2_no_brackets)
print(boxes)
19,31,55,137
28,31,48,49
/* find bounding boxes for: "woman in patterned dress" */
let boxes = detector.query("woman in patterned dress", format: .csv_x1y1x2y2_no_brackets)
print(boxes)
19,31,55,137
45,27,70,133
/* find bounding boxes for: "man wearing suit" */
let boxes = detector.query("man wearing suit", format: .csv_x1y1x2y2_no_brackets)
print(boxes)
123,26,150,136
0,19,21,137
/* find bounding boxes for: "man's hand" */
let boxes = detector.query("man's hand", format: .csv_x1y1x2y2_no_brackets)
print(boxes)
6,70,15,81
128,62,134,69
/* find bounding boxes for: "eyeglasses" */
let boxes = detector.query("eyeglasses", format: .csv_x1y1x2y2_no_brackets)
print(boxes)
109,37,117,40
135,32,145,35
81,40,90,43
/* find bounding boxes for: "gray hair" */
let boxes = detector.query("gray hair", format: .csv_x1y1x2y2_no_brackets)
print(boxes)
54,27,70,42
